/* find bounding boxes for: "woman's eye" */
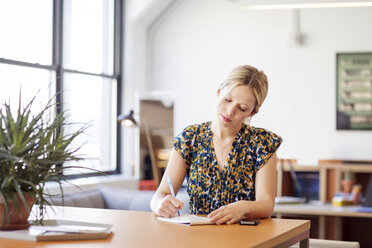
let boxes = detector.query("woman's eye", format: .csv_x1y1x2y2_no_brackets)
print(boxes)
240,108,247,112
225,98,232,102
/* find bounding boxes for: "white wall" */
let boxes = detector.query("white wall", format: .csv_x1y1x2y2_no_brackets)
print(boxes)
122,0,176,176
144,0,372,161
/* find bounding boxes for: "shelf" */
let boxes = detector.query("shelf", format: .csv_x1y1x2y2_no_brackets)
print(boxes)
341,98,372,103
277,159,372,203
278,161,372,172
340,110,372,115
350,123,372,129
340,62,372,69
340,75,372,81
274,203,372,218
278,163,319,172
276,158,372,244
319,163,372,172
341,87,372,91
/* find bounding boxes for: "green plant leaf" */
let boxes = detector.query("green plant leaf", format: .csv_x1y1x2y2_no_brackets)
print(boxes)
0,89,96,224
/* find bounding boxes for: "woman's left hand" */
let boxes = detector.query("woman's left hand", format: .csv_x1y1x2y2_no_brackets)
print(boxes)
207,202,245,225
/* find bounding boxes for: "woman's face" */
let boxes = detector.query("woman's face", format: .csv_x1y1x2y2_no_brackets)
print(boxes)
216,85,256,128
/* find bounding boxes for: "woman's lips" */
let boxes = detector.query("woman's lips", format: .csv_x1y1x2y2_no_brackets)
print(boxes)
221,114,231,122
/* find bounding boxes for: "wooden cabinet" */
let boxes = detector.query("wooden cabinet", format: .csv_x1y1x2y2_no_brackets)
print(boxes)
275,159,372,245
276,159,372,203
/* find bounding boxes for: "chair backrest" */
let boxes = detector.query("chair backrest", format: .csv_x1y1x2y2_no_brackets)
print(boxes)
290,238,360,248
308,239,360,248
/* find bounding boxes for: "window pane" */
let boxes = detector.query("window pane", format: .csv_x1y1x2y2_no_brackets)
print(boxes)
63,73,117,173
0,64,55,111
0,0,52,64
63,0,114,74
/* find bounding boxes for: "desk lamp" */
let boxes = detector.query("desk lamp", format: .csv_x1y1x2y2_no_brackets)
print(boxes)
118,110,137,127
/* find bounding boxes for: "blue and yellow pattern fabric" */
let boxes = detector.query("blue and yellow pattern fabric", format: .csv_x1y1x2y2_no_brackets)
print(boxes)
173,122,282,215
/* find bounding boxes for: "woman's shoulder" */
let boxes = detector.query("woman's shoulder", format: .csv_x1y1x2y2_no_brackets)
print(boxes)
181,121,210,134
248,126,275,136
244,125,282,142
175,122,211,141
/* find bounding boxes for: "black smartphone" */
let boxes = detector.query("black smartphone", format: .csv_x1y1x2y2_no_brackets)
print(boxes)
239,218,260,225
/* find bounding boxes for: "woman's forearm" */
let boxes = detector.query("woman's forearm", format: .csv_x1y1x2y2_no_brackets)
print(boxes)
240,199,275,219
150,191,165,213
208,198,275,224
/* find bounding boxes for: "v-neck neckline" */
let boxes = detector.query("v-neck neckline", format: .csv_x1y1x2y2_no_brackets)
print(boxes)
208,122,245,175
211,138,232,175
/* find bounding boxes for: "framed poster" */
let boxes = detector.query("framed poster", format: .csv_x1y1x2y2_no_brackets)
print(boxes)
336,52,372,130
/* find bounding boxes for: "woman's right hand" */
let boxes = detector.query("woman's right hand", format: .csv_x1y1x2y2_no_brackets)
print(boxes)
150,149,187,217
153,195,184,218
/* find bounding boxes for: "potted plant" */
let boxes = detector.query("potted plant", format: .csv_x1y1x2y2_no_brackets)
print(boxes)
0,91,87,230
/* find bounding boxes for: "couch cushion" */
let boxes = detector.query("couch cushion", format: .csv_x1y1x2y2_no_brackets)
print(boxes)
48,186,191,213
99,186,190,213
99,186,154,211
49,189,106,209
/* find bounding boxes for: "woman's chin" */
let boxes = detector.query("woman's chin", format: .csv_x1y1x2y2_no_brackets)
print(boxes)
220,119,234,127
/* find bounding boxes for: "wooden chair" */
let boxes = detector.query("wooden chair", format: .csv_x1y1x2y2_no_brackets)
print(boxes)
291,238,360,248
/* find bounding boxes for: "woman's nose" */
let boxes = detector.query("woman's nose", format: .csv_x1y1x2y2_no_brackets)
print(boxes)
226,105,235,117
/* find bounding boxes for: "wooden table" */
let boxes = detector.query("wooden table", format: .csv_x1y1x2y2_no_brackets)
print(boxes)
1,206,310,248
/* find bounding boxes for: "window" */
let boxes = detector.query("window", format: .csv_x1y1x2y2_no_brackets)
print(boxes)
0,0,123,176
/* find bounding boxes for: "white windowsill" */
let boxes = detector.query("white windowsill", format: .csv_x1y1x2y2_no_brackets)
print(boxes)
45,174,140,195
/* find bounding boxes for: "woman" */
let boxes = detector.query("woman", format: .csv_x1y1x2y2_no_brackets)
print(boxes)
150,65,282,225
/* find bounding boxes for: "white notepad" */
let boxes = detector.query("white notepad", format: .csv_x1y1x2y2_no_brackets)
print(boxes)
157,214,215,225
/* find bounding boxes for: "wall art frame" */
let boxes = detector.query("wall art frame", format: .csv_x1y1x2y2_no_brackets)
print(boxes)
336,52,372,130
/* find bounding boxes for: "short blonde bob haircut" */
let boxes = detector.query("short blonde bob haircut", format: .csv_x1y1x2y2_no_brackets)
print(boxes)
219,65,268,116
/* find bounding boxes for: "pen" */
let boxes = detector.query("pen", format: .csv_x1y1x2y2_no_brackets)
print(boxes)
167,176,180,216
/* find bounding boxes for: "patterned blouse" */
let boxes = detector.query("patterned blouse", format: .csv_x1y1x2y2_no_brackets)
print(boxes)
173,121,282,215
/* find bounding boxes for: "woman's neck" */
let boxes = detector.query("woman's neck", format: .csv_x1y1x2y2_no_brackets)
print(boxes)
210,120,241,141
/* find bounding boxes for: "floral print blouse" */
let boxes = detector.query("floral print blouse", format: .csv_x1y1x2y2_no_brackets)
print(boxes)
173,121,282,215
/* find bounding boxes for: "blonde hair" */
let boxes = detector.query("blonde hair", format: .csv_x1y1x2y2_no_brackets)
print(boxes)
219,65,268,115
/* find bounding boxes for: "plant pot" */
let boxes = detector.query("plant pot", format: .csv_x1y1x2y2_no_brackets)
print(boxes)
0,193,35,230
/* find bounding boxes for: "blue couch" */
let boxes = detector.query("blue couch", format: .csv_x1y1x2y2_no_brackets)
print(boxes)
50,186,190,213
